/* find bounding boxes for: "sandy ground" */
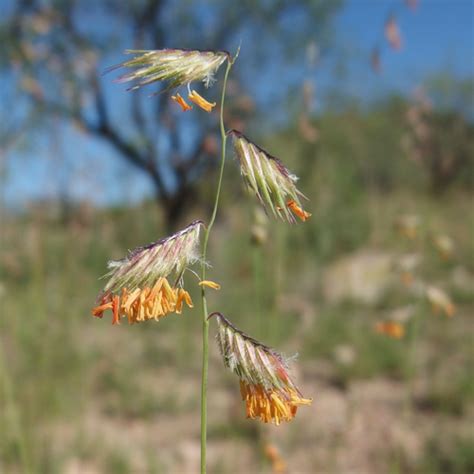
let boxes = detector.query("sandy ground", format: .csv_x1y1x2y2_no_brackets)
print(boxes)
43,354,472,474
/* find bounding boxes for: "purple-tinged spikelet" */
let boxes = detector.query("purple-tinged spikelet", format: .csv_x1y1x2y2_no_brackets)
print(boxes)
210,312,311,425
105,49,229,93
92,221,203,325
229,130,311,223
103,220,203,294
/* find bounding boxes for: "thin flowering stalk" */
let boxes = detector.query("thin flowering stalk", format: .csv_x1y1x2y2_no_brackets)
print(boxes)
199,51,237,474
101,43,314,472
104,45,235,473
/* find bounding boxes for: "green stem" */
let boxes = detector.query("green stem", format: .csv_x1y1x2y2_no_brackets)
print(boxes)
252,244,262,328
200,58,233,474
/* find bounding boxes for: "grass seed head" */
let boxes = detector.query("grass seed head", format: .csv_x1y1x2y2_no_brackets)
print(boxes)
91,221,202,325
102,220,203,294
210,312,311,424
105,48,229,93
229,130,311,223
426,285,455,318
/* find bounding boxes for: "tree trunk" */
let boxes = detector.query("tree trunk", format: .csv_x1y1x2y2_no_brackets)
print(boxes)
161,187,197,232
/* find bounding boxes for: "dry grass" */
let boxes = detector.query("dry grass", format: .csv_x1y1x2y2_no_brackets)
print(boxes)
1,189,473,473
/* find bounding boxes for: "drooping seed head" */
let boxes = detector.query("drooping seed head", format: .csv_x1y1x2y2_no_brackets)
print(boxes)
426,285,455,318
102,220,203,294
229,130,310,223
211,312,311,424
105,49,229,92
432,234,454,260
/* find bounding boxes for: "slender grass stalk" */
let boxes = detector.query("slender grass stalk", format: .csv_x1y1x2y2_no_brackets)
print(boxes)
199,58,233,474
252,244,263,330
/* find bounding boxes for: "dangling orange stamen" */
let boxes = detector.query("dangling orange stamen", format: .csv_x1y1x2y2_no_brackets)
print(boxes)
91,294,113,318
198,280,221,290
239,381,311,425
91,278,193,325
176,289,193,313
111,295,121,325
171,93,192,111
286,200,311,222
188,90,216,112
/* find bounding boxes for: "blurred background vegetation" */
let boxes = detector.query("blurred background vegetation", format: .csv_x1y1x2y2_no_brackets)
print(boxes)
1,0,473,473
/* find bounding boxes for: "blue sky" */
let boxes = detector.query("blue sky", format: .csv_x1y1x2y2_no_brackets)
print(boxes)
3,0,473,210
331,0,473,99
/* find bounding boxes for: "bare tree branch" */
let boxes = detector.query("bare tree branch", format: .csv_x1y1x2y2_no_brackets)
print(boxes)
2,0,343,228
